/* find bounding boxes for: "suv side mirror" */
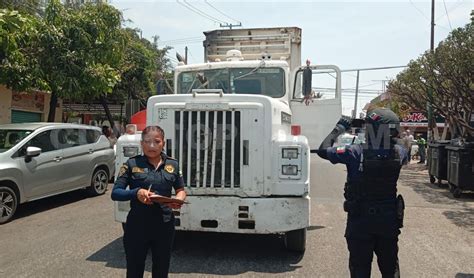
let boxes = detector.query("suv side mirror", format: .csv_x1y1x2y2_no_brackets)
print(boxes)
25,146,41,162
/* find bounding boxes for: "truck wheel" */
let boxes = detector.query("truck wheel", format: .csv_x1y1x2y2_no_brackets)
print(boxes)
0,186,18,224
448,183,455,193
87,168,109,196
437,180,444,188
452,188,462,198
284,228,306,253
429,175,435,184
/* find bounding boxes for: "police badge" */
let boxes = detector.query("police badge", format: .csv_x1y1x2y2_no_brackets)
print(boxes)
164,164,175,173
118,164,128,177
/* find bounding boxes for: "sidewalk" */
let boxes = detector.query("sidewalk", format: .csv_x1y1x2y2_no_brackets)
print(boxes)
396,160,474,276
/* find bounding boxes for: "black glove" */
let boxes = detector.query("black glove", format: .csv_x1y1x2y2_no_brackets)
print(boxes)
337,116,352,131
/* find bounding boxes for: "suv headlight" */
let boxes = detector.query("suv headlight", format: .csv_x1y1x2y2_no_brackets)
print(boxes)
282,165,298,175
123,146,139,157
282,147,299,159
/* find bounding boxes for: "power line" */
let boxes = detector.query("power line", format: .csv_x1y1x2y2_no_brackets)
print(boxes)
176,0,227,25
159,36,203,44
408,0,430,21
204,0,241,24
442,0,453,30
435,0,465,22
161,40,203,46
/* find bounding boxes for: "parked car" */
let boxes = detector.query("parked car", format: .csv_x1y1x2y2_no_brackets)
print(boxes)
334,133,363,147
0,123,115,224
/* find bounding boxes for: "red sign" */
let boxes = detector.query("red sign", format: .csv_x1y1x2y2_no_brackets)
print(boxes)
402,112,427,122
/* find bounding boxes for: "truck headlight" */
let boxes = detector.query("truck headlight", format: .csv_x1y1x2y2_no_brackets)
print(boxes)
123,146,139,157
282,148,299,159
282,165,298,175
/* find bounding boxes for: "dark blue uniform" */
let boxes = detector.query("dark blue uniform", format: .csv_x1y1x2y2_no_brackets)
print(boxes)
324,143,408,278
112,153,184,278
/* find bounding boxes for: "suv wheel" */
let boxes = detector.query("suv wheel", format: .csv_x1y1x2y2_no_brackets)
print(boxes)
87,169,109,196
0,187,18,224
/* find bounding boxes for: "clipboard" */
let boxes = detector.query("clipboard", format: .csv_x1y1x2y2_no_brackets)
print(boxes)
149,194,189,204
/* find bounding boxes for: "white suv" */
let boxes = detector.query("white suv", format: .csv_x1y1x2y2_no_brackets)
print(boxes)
0,123,115,224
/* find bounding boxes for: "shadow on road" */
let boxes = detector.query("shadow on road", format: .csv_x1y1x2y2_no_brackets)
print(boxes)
170,231,303,275
12,189,92,221
87,231,305,276
455,273,474,278
86,237,126,269
400,165,474,231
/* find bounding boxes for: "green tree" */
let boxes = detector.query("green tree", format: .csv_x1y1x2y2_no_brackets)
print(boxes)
111,29,173,110
30,0,125,124
387,18,474,139
0,0,43,15
0,9,44,91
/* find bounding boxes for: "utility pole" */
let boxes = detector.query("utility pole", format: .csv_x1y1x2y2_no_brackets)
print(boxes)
220,22,242,30
427,0,435,141
345,65,406,118
352,70,360,118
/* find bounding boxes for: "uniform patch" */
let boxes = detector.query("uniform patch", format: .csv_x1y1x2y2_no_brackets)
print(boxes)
336,146,346,154
165,164,175,173
118,164,128,177
132,167,145,173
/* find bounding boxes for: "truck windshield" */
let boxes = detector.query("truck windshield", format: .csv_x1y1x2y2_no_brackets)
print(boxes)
177,67,285,97
0,129,33,153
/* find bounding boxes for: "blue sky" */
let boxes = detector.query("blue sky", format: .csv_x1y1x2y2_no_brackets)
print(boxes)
110,0,472,115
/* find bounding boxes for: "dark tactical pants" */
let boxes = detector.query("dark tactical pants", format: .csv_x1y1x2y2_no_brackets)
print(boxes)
344,201,401,278
346,235,400,278
123,211,175,278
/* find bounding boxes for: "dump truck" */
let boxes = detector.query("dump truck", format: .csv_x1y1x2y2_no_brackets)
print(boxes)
114,27,342,252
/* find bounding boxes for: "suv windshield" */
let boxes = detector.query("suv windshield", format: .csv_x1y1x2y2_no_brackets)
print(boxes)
177,67,285,97
0,129,33,153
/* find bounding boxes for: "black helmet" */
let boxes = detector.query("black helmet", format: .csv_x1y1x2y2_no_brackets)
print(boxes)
365,108,400,139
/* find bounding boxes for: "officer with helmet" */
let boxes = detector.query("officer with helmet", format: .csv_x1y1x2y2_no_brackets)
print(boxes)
314,108,408,277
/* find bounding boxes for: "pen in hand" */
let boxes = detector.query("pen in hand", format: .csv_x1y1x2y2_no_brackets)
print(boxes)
145,184,152,203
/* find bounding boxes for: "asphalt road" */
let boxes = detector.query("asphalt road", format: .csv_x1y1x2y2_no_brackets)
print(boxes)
1,155,473,277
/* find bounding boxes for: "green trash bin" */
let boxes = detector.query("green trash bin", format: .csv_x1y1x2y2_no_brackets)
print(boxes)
446,144,474,198
428,141,450,185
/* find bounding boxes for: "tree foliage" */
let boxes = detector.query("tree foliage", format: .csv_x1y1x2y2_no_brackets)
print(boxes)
387,18,474,139
0,9,43,91
1,0,173,128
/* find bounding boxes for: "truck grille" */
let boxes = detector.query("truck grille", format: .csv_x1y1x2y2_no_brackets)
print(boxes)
174,110,241,188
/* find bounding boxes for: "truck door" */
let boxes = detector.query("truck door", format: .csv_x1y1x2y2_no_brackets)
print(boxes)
290,65,342,150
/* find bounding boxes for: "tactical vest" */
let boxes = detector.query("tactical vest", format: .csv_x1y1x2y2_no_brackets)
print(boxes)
344,147,402,202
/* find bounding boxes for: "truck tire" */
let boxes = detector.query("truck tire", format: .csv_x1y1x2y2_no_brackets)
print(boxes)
452,187,462,198
87,168,109,196
429,175,435,184
0,186,18,224
284,228,306,253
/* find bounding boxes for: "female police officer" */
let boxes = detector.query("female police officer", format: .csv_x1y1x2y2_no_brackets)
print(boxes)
111,125,186,278
314,108,408,278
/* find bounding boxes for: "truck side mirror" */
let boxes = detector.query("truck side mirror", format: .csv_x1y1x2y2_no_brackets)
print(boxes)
302,67,312,98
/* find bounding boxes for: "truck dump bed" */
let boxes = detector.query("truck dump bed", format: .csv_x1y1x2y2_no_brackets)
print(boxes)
203,27,302,71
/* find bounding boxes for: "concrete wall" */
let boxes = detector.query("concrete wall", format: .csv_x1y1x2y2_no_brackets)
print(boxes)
0,85,62,124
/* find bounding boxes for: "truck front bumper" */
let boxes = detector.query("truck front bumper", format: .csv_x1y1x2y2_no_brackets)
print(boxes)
176,195,310,234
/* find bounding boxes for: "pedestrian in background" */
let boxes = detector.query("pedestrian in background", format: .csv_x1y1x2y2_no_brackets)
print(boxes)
405,130,414,162
102,125,117,147
314,108,408,277
416,134,426,164
111,125,186,278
